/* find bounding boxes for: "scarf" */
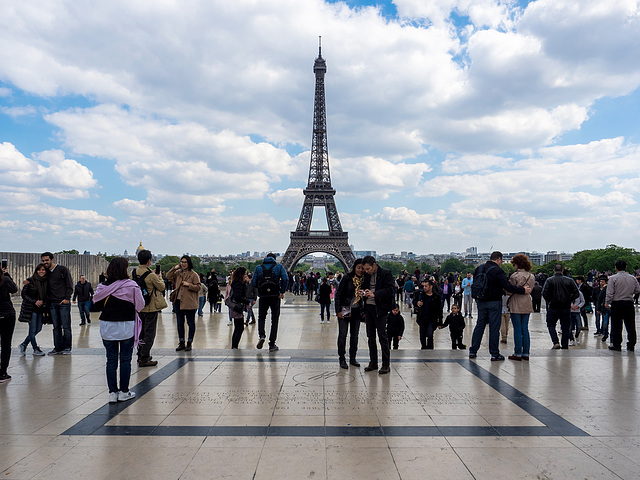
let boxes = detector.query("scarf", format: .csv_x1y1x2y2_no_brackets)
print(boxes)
353,275,363,305
31,274,49,301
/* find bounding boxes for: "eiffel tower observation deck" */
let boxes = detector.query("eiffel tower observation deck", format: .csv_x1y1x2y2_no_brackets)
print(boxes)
281,39,356,272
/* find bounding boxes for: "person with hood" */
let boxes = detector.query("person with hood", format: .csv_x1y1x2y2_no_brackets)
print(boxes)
0,262,18,382
18,264,49,356
251,253,288,352
93,257,144,403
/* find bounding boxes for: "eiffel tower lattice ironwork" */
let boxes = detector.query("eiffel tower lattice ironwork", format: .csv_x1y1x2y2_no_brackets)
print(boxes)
281,40,355,272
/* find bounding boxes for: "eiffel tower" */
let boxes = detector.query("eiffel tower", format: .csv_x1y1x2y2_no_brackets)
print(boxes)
281,40,355,272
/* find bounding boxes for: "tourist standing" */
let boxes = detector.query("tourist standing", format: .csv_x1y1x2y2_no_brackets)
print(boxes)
461,273,473,318
94,257,144,403
362,256,395,374
134,249,166,367
416,277,443,349
542,264,579,349
0,263,18,382
229,267,250,349
72,275,93,326
41,252,73,355
605,260,640,352
335,258,364,369
507,254,535,360
18,264,49,356
252,253,288,352
166,255,201,352
318,277,332,324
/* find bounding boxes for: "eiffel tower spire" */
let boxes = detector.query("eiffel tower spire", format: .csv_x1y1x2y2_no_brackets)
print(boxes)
281,40,356,272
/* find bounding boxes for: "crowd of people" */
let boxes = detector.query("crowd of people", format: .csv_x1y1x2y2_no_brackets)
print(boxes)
1,249,639,398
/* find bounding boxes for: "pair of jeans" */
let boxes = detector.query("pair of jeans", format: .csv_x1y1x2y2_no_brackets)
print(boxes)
601,309,610,337
610,300,636,349
364,304,390,366
257,296,281,346
102,336,134,393
510,313,530,356
246,300,256,322
463,295,473,317
175,300,196,342
320,303,331,321
337,310,360,360
22,311,44,349
197,296,206,316
469,300,502,356
78,300,91,324
137,311,158,362
0,314,16,375
546,307,571,348
594,310,602,332
50,302,72,351
570,312,582,340
419,321,435,349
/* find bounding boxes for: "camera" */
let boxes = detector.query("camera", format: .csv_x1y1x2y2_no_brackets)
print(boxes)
1,259,7,269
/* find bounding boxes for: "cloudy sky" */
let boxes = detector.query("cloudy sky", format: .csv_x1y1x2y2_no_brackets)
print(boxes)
1,0,639,258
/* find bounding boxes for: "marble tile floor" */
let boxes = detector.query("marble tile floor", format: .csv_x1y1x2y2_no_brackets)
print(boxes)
1,295,640,479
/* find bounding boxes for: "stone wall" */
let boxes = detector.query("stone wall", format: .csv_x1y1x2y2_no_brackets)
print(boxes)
0,252,108,295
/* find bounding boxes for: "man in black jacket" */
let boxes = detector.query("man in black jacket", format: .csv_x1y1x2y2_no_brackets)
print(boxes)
41,252,74,355
72,275,93,326
468,251,530,361
542,264,579,349
362,256,395,374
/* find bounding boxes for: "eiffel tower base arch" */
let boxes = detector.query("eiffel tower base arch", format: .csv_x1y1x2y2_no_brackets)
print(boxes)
281,234,355,272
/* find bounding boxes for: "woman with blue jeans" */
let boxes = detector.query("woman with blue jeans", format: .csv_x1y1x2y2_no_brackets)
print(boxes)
507,254,535,361
596,276,611,342
94,257,145,403
18,264,49,356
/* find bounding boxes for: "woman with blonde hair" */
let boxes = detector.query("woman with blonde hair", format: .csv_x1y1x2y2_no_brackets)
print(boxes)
508,254,535,360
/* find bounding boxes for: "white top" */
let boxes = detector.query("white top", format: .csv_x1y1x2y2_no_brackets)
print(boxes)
100,321,134,341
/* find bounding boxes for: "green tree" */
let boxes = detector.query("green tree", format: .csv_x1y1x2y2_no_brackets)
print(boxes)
440,257,470,274
404,260,418,273
158,255,181,272
567,245,640,274
56,249,79,255
501,263,515,276
378,261,404,276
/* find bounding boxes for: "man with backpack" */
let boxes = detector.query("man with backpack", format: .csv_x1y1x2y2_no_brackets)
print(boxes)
134,249,167,367
251,253,289,352
468,251,531,361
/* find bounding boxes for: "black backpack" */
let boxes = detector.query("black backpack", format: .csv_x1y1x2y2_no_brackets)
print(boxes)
132,269,153,305
471,264,498,301
257,263,279,297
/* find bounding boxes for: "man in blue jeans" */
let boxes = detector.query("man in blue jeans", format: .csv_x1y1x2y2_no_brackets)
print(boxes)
469,252,530,361
42,252,74,355
72,275,93,326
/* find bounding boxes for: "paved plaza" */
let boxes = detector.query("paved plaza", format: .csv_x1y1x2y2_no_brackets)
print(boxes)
1,294,640,479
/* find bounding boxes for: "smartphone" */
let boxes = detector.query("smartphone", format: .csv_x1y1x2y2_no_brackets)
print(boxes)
155,264,161,274
1,259,7,269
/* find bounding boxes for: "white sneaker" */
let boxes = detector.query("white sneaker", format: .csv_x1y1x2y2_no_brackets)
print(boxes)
569,340,575,346
576,338,580,344
227,320,232,325
109,392,119,403
118,391,136,402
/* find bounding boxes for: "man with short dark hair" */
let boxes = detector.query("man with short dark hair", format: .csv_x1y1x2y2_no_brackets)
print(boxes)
542,264,579,349
135,249,167,366
362,255,395,374
252,253,288,352
605,260,640,352
41,252,73,355
72,275,93,326
468,251,530,360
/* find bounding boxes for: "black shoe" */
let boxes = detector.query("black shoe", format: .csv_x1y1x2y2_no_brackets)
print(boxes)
460,344,467,350
138,360,158,367
628,345,635,352
0,373,11,383
350,359,360,367
491,354,505,361
468,353,477,359
451,345,457,350
602,335,608,342
87,319,91,324
378,365,390,375
339,358,348,369
79,322,86,326
608,345,622,351
185,342,192,352
257,338,265,349
269,344,279,352
364,363,378,372
175,342,186,351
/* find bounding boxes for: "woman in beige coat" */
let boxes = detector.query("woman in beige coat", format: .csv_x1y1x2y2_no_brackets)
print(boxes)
508,254,535,361
166,255,201,351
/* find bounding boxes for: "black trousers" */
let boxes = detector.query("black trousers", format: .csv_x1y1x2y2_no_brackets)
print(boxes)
231,317,244,348
258,296,281,346
137,311,158,362
450,329,464,348
337,310,361,359
387,327,402,349
546,308,571,348
419,321,435,349
0,314,16,375
611,300,636,349
365,305,390,366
